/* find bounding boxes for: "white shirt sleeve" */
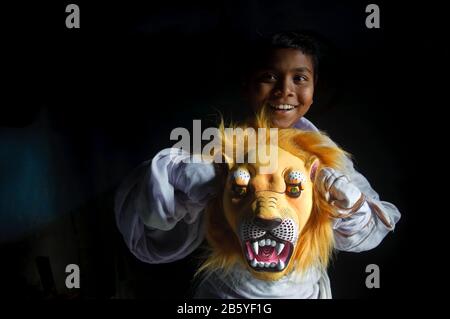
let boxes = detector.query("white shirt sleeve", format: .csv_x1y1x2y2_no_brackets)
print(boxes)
114,148,216,263
332,158,401,252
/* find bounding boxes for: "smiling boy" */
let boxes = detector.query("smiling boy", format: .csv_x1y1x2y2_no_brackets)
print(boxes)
114,31,400,298
246,49,315,128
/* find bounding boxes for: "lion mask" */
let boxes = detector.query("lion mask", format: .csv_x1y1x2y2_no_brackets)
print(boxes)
201,123,347,281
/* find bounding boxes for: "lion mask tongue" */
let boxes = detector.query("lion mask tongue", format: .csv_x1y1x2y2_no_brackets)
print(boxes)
244,238,291,271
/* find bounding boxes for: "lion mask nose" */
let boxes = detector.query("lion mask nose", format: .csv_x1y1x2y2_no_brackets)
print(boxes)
253,217,282,231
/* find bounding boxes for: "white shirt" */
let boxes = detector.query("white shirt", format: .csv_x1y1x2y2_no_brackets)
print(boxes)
114,117,401,298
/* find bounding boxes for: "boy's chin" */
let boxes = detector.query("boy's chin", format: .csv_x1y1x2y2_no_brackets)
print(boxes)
270,113,300,128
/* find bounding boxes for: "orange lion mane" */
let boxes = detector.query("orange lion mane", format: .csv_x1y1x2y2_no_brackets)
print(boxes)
197,113,349,279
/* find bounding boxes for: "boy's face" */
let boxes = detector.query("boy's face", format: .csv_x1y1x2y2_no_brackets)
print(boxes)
246,48,315,128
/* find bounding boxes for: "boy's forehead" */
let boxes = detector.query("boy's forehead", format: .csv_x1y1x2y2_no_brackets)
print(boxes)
259,48,313,72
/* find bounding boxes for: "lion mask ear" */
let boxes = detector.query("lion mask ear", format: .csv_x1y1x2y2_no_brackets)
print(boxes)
213,151,234,170
309,158,320,182
212,152,234,180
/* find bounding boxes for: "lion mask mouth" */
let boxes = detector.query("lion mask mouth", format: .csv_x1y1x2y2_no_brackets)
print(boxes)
240,218,298,272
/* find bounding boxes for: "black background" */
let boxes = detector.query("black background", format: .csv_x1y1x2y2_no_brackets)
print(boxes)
0,0,438,301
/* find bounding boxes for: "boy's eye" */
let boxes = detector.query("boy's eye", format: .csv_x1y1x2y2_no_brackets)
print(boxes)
259,73,277,83
286,184,303,198
293,75,307,83
232,184,248,198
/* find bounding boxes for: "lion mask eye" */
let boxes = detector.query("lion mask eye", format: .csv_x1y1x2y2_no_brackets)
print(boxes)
232,167,250,198
285,170,306,198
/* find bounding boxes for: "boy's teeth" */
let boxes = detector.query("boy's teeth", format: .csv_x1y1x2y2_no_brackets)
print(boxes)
270,104,295,110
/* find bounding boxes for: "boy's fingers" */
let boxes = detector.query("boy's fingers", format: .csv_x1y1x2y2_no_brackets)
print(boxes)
317,167,343,192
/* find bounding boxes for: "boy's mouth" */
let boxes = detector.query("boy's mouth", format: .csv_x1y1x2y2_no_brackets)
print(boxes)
268,103,297,111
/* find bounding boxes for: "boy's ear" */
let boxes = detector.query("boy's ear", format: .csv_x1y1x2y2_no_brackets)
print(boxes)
309,158,320,181
240,84,249,103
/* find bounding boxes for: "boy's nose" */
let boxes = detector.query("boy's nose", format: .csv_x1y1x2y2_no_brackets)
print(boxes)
274,79,295,97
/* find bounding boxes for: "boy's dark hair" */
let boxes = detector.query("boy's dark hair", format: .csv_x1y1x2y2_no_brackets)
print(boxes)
244,30,323,84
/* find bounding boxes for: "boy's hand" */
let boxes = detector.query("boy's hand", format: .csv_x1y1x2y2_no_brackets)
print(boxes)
171,158,218,203
316,167,365,215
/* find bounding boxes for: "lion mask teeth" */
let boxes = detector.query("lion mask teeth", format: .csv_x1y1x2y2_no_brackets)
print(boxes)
243,236,293,272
